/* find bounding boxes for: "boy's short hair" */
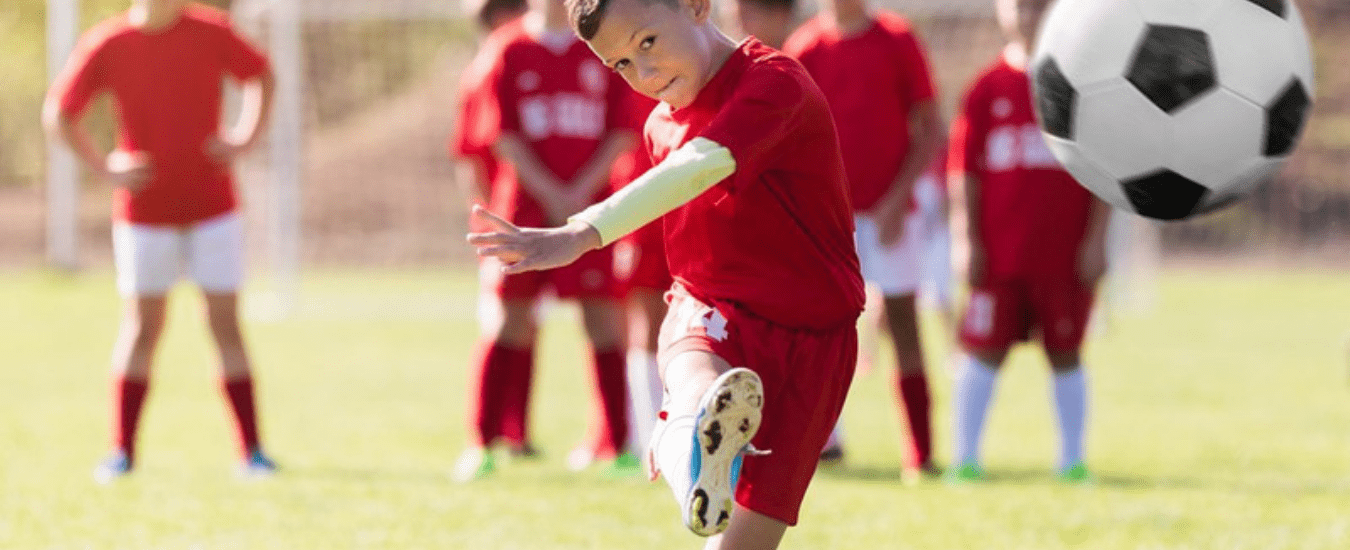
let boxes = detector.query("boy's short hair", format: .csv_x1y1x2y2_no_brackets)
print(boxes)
475,0,528,28
566,0,678,41
739,0,794,11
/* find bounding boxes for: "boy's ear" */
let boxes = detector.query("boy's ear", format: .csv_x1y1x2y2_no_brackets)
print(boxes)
685,0,713,23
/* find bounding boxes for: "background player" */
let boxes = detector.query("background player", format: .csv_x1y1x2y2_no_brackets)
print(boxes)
452,0,535,459
568,89,668,473
946,0,1111,483
783,0,946,478
472,0,866,545
451,0,638,482
43,0,278,482
719,0,797,50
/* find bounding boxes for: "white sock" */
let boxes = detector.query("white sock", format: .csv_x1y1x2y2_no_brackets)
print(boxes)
625,350,663,453
653,413,697,504
952,356,999,466
824,419,844,450
1052,367,1088,470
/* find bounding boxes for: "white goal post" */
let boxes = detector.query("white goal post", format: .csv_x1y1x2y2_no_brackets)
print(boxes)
45,0,79,270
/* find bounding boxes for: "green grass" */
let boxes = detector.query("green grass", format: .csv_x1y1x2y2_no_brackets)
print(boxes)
1,267,1348,549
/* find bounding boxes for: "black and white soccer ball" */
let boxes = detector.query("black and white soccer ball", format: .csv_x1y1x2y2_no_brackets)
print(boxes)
1031,0,1314,220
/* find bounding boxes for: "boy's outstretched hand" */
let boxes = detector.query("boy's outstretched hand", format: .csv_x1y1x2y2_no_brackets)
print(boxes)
466,205,602,274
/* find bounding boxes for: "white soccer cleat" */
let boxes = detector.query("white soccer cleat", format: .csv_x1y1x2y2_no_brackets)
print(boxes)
682,368,765,537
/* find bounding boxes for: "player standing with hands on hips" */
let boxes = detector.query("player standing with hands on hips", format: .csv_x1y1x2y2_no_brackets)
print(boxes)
470,0,865,545
43,0,278,482
784,0,946,478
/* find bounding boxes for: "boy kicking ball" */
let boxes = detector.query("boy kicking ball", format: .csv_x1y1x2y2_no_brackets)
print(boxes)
469,0,865,544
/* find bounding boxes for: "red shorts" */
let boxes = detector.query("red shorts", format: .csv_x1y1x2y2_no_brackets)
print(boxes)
485,247,620,300
958,276,1095,354
613,222,671,294
658,284,857,526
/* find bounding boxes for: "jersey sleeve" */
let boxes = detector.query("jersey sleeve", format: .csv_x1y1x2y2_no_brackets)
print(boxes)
950,77,988,178
221,21,270,81
485,49,517,141
696,63,805,193
50,31,110,118
894,30,936,106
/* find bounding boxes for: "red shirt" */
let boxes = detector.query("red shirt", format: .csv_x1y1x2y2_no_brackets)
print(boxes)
471,21,633,227
783,12,937,212
51,5,270,225
648,39,864,330
949,56,1093,279
452,24,518,198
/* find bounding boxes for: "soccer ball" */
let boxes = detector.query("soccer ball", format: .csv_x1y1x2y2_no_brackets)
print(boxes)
1030,0,1314,220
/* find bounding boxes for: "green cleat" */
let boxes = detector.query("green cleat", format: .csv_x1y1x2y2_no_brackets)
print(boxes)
945,462,984,484
1057,463,1092,484
451,447,496,483
602,451,644,478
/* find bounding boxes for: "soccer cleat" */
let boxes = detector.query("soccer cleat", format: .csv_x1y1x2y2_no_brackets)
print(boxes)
901,461,943,486
451,447,496,483
239,448,280,479
818,445,845,466
602,451,644,478
1057,463,1092,484
507,441,541,460
683,368,765,537
93,450,132,485
945,462,984,484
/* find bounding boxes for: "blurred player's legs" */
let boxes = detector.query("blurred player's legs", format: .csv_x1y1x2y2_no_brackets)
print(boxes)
951,280,1093,482
458,295,536,482
849,214,936,478
100,213,275,482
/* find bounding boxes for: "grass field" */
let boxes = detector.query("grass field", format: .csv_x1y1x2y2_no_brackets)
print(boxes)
0,267,1347,549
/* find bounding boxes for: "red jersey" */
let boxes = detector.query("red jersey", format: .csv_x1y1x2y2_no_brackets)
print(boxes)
647,39,864,330
470,21,633,227
50,5,270,225
452,25,517,197
949,55,1094,279
783,12,937,212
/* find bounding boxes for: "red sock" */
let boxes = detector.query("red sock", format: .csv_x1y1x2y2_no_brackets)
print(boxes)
592,348,629,455
898,373,933,468
470,342,530,447
222,377,262,457
112,376,149,461
499,346,535,446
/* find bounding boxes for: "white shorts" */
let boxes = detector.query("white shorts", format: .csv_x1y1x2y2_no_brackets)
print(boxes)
112,212,246,296
854,212,924,297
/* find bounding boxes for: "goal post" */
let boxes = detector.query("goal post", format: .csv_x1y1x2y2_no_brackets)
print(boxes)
45,0,79,271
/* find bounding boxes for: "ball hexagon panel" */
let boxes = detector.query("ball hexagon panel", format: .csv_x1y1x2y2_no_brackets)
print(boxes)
1171,88,1264,189
1244,0,1286,18
1126,25,1217,114
1119,169,1209,220
1264,79,1312,156
1074,82,1177,180
1033,0,1146,88
1034,58,1077,140
1044,137,1132,212
1206,2,1303,106
1130,0,1225,29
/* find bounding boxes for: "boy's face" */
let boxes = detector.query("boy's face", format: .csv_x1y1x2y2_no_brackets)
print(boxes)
585,0,717,109
996,0,1050,47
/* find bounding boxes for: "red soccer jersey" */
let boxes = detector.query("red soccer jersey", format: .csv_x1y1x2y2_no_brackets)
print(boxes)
783,12,937,212
949,54,1094,279
647,39,865,330
470,21,633,227
50,5,270,225
452,24,518,198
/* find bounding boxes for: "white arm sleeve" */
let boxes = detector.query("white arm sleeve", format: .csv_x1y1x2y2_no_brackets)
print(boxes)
569,137,735,247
